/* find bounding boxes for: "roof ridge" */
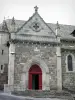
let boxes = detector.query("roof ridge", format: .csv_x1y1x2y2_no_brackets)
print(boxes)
48,22,75,27
0,19,75,27
15,11,56,35
15,12,36,33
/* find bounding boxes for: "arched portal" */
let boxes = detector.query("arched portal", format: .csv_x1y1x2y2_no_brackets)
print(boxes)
28,64,42,90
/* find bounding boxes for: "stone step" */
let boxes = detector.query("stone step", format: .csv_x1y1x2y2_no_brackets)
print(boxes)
12,90,74,99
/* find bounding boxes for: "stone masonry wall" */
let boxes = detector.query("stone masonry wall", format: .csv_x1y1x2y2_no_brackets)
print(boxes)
61,48,75,90
0,64,8,90
14,42,57,90
0,45,8,90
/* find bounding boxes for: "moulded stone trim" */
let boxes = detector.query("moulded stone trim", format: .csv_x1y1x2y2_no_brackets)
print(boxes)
23,57,50,90
65,53,75,72
24,57,49,73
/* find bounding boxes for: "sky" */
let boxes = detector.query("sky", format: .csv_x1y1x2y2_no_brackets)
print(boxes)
0,0,75,25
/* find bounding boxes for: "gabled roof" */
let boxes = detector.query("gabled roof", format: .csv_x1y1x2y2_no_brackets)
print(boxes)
0,20,9,33
0,14,75,40
48,23,75,39
15,11,55,34
12,10,56,39
5,19,25,33
70,30,75,37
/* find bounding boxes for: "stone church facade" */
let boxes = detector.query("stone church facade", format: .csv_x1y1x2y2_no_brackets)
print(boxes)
0,6,75,92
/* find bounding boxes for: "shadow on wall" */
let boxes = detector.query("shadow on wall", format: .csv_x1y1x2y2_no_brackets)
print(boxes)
0,84,4,91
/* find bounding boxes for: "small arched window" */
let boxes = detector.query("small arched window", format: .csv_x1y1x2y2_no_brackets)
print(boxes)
67,55,73,71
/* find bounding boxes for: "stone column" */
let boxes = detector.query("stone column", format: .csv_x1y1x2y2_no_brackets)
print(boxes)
8,42,15,89
56,21,62,91
56,46,62,91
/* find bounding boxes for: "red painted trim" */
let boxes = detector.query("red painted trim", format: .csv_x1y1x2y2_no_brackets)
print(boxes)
29,72,42,74
28,64,42,90
39,74,42,89
28,73,32,89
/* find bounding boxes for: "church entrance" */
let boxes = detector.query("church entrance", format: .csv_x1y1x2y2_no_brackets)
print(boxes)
32,74,39,89
28,64,42,90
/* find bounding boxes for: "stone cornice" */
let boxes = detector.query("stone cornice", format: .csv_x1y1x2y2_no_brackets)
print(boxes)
10,34,60,44
10,39,61,47
61,46,75,50
61,37,75,42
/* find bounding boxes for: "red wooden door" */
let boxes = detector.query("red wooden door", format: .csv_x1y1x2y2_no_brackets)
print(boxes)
39,74,42,89
28,64,42,90
28,73,32,89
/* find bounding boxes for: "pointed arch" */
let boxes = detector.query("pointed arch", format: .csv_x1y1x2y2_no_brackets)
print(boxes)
24,57,49,74
66,54,75,72
29,64,42,73
28,64,42,90
23,57,50,90
67,55,73,71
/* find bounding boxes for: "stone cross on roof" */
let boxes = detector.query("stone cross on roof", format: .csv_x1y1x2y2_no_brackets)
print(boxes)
34,6,38,12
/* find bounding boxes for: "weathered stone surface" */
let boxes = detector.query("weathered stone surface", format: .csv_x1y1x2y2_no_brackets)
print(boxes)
0,44,8,90
2,7,75,92
14,43,57,89
61,43,75,90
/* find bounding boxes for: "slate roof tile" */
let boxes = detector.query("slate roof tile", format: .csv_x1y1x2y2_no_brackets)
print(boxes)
0,19,75,39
